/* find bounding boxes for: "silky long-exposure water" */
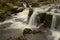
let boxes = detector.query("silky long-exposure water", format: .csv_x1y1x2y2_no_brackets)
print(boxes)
0,4,60,40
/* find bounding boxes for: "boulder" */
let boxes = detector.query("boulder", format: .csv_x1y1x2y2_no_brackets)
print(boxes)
43,14,53,28
23,28,32,35
36,13,46,26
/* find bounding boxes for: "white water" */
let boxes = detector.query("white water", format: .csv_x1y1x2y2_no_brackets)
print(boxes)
0,8,31,40
28,4,60,40
28,10,39,26
0,4,60,40
28,6,51,26
51,13,60,40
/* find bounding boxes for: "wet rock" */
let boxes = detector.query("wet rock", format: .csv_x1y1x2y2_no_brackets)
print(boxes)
31,3,39,7
36,13,46,26
11,7,25,15
43,14,53,28
37,13,53,33
23,28,32,35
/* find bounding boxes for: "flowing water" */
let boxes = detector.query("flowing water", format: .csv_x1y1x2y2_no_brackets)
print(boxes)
0,4,60,40
51,13,60,40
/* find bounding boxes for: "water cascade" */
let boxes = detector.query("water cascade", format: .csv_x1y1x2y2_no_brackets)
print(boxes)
0,4,60,40
51,13,60,40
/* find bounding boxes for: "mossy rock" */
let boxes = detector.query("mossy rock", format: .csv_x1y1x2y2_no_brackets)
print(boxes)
31,3,39,7
0,10,11,22
23,28,32,35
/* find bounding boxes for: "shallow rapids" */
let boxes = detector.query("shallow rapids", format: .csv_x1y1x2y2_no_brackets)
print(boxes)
0,4,60,40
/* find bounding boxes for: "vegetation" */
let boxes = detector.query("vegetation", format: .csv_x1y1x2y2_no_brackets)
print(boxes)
0,0,22,22
0,0,38,22
0,0,58,22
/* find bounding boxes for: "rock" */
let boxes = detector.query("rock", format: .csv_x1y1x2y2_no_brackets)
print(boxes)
43,14,53,28
31,3,39,7
23,28,32,35
11,7,25,15
36,13,46,26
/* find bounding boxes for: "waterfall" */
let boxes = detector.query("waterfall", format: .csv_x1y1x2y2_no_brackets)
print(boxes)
0,9,29,29
28,10,38,26
28,7,49,26
1,4,60,40
12,8,29,23
28,9,40,26
50,13,60,40
51,15,57,30
0,8,31,40
51,13,60,30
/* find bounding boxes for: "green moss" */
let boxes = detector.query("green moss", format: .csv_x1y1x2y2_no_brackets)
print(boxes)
0,9,11,22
